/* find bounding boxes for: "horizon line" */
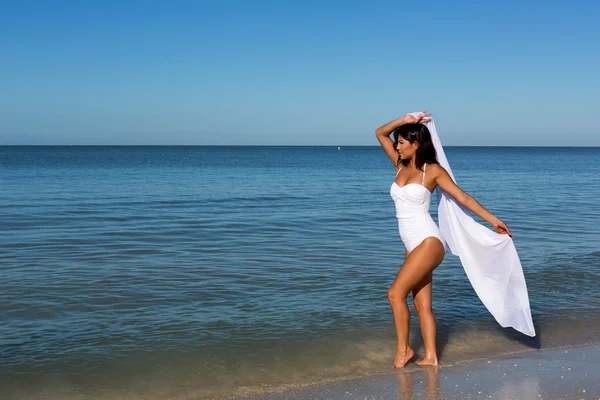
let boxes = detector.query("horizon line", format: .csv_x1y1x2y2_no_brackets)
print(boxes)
0,144,599,148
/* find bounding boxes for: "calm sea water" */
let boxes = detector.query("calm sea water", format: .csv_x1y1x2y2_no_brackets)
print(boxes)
1,146,599,399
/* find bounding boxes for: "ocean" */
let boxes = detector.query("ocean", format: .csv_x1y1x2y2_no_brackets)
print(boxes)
1,146,599,399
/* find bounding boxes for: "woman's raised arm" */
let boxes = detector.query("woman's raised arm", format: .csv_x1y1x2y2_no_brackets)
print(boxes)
375,112,431,166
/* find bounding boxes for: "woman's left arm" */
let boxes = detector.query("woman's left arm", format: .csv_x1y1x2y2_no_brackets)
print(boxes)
433,165,512,237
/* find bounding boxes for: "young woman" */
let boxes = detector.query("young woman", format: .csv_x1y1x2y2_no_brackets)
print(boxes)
375,111,512,368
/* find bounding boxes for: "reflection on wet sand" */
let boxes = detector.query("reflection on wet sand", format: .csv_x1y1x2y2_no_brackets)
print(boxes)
495,376,540,399
396,367,440,400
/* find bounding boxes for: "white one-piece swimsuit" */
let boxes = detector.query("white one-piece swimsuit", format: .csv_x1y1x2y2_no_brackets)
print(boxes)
390,164,445,253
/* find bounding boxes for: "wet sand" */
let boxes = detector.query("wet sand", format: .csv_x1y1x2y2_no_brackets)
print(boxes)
241,344,599,400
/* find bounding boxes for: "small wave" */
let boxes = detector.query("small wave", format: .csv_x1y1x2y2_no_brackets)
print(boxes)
3,315,599,400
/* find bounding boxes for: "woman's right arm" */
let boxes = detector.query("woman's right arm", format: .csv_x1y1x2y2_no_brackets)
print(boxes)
375,112,431,166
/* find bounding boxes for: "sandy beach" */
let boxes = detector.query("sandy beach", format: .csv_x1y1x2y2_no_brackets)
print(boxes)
240,344,600,400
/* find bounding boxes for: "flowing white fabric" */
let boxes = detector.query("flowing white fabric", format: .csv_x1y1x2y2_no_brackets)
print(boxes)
408,112,536,337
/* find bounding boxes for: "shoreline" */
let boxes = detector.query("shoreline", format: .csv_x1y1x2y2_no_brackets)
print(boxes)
235,343,600,400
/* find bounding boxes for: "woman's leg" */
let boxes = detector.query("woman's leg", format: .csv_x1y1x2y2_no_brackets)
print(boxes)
388,237,445,368
412,272,439,366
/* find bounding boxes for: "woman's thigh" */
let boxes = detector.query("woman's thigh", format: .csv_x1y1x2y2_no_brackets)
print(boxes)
390,237,444,297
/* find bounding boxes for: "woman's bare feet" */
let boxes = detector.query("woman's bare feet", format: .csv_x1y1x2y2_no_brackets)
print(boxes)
415,355,438,366
393,347,415,368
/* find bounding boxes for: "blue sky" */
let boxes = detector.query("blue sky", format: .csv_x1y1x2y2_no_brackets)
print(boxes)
1,0,598,145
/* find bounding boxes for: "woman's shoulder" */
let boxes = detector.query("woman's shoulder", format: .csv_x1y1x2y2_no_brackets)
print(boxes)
425,163,448,175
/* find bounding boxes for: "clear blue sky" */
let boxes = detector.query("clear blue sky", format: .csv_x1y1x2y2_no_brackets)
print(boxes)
1,0,598,145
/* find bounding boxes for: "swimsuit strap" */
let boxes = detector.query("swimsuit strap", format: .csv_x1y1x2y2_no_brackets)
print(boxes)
421,163,427,185
396,166,402,177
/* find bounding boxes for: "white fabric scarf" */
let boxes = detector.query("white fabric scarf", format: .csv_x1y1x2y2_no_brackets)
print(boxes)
408,112,536,337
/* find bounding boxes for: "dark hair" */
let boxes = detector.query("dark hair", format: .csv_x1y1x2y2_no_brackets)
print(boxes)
392,123,439,169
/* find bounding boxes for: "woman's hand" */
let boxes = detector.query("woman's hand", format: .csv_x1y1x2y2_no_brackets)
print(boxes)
404,110,432,124
492,218,512,238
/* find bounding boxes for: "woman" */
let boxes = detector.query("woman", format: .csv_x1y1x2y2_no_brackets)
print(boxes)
375,111,512,368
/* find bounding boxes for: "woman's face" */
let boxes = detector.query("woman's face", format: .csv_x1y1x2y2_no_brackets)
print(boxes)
396,136,418,160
